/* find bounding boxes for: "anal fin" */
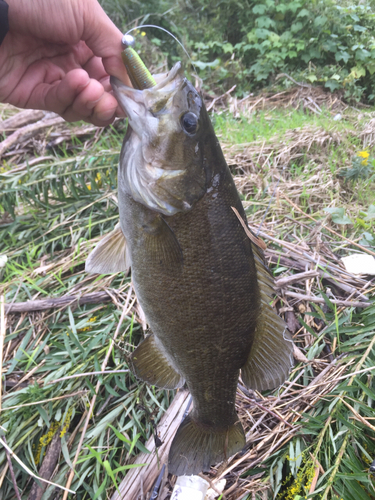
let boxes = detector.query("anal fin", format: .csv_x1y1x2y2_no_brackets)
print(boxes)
129,334,185,389
85,223,130,274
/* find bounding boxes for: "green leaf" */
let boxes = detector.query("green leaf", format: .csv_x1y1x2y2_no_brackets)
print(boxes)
194,59,220,70
93,477,107,500
324,207,353,224
108,424,132,445
350,65,366,78
256,16,276,29
364,205,375,221
36,405,50,427
253,4,267,14
222,43,234,54
314,15,327,27
113,463,147,474
335,51,350,63
306,74,317,83
325,80,341,92
103,460,119,491
297,8,310,17
291,22,303,33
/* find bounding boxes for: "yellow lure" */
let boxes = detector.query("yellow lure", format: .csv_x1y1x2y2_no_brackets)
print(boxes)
121,47,157,90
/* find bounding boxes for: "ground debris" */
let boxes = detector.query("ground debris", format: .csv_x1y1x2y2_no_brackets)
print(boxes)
1,99,375,500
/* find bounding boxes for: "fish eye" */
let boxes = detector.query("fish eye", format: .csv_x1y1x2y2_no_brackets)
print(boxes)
181,112,198,135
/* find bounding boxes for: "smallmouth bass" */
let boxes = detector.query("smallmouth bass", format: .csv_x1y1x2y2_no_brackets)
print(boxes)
86,62,293,476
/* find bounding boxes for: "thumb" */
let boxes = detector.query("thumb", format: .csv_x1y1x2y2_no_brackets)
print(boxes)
82,2,131,86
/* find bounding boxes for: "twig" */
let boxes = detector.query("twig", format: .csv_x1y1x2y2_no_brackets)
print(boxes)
0,463,9,489
3,436,21,500
281,192,375,257
5,291,112,314
11,359,45,391
275,270,319,288
2,390,87,408
284,291,369,308
45,369,130,385
238,384,293,429
320,433,349,500
0,116,65,158
276,73,311,89
0,437,74,494
340,398,375,432
62,285,133,500
27,431,62,500
0,109,46,132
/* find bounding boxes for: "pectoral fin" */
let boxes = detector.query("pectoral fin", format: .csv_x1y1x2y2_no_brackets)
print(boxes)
85,223,130,274
241,227,294,391
129,333,185,389
142,216,183,269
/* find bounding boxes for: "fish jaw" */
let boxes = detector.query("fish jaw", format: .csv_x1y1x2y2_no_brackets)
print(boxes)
110,78,159,140
111,64,208,216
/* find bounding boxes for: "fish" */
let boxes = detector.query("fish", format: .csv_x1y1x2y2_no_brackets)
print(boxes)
86,62,293,476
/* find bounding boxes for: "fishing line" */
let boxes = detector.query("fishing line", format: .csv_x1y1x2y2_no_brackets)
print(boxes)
125,24,198,76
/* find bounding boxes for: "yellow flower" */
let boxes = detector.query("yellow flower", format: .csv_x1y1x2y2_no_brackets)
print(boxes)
34,421,61,464
60,407,73,438
141,31,146,36
358,150,370,159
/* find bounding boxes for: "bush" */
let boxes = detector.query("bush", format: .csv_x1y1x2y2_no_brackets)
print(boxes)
101,0,375,102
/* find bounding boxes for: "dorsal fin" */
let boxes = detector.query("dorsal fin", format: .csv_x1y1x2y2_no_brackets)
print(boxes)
232,207,294,391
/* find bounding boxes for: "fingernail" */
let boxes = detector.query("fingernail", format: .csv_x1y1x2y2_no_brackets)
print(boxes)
96,108,116,122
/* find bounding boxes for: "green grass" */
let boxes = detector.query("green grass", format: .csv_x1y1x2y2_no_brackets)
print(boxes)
212,108,359,145
1,105,375,499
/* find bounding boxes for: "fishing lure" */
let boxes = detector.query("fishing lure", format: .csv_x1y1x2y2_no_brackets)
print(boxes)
121,34,156,90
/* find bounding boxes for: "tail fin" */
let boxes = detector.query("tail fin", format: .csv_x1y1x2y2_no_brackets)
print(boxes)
168,415,245,476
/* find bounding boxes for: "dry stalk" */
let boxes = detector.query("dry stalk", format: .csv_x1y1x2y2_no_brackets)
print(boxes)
2,390,87,410
4,290,112,314
3,436,21,500
46,369,130,386
62,285,133,499
0,295,5,413
320,433,350,500
281,192,375,257
0,463,9,489
0,437,74,495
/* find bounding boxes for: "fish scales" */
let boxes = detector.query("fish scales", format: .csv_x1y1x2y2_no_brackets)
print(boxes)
125,179,259,420
86,62,294,476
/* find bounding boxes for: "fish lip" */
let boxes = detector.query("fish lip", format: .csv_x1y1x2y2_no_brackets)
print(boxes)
110,61,183,103
111,63,184,132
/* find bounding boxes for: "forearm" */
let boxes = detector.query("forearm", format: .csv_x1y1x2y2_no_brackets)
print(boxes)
0,0,9,46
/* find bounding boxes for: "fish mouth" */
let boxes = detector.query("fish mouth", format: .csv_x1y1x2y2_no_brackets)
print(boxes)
113,62,207,216
111,62,184,128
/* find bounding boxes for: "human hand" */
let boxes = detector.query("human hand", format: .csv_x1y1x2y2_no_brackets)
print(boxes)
0,0,130,126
